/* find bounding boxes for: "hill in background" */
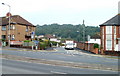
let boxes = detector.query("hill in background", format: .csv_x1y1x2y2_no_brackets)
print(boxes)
35,23,100,42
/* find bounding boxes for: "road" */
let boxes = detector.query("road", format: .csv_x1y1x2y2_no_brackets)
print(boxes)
1,47,119,74
2,47,118,66
1,59,118,74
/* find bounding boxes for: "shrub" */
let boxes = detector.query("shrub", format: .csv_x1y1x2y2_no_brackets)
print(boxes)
24,40,31,42
94,43,99,49
39,42,46,50
1,39,6,42
39,39,44,42
44,40,51,47
50,41,58,46
58,42,64,46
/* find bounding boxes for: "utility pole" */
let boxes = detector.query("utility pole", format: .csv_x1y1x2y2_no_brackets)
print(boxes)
83,20,85,50
2,3,11,47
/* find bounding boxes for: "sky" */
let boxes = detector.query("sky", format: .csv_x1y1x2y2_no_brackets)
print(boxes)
0,0,120,26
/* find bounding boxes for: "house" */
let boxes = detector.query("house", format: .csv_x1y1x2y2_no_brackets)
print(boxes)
100,14,120,53
44,34,60,43
0,25,2,40
0,13,36,44
87,34,101,45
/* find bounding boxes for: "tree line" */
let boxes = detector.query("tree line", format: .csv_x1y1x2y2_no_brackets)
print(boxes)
35,23,100,42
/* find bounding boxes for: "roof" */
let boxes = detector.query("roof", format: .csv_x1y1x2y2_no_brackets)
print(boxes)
0,15,35,27
44,34,56,38
91,34,101,39
100,14,120,26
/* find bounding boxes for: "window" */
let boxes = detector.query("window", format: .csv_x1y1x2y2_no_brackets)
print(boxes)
106,40,112,50
106,35,112,40
8,25,11,30
29,27,32,31
2,35,6,40
102,27,104,35
106,26,112,34
11,25,15,30
114,26,116,34
11,35,15,40
2,26,6,31
8,25,15,30
26,26,28,32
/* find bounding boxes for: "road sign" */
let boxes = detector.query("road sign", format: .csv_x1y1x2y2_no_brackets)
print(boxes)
31,32,35,35
31,32,35,39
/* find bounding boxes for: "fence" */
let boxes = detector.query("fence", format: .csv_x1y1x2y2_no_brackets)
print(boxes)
76,42,99,54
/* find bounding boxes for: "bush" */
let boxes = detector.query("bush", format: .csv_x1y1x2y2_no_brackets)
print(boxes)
58,42,64,46
24,40,31,42
44,40,51,47
39,39,44,42
39,42,46,50
50,41,58,46
1,39,6,42
94,43,99,48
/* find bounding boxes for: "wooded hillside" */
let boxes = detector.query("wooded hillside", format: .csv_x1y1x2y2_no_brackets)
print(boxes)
35,24,100,41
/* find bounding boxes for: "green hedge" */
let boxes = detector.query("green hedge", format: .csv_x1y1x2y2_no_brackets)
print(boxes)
24,40,31,42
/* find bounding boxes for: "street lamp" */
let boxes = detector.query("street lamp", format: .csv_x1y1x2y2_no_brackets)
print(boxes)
2,3,11,47
82,20,85,50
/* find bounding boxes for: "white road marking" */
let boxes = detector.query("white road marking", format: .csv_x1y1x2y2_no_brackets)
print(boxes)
51,71,67,74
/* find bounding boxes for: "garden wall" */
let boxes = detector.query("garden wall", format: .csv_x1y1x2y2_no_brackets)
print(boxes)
76,42,99,54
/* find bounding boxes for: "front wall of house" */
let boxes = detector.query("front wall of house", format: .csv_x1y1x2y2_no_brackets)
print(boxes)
15,24,26,41
101,25,120,51
118,26,120,38
25,26,35,36
100,26,105,51
0,24,36,41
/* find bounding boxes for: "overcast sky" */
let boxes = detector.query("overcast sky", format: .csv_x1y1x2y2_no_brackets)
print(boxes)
0,0,119,26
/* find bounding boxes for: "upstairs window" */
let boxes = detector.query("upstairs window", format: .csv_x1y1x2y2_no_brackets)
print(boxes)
10,25,15,30
114,26,116,34
26,26,28,32
8,25,15,30
106,26,112,34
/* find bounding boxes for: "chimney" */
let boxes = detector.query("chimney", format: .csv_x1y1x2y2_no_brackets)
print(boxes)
6,12,12,17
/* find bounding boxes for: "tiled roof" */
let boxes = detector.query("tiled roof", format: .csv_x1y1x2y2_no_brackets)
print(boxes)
91,34,101,39
44,34,56,38
0,15,35,26
100,14,120,26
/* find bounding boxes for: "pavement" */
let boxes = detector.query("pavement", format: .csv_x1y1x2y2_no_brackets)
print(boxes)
2,46,56,52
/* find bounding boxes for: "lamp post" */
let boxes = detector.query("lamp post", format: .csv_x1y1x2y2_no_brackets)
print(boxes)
2,3,11,47
82,20,85,50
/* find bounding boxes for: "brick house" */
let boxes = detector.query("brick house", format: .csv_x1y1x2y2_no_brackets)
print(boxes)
100,14,120,53
0,13,36,42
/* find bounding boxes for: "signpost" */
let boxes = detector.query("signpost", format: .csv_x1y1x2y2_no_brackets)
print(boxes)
87,35,90,51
